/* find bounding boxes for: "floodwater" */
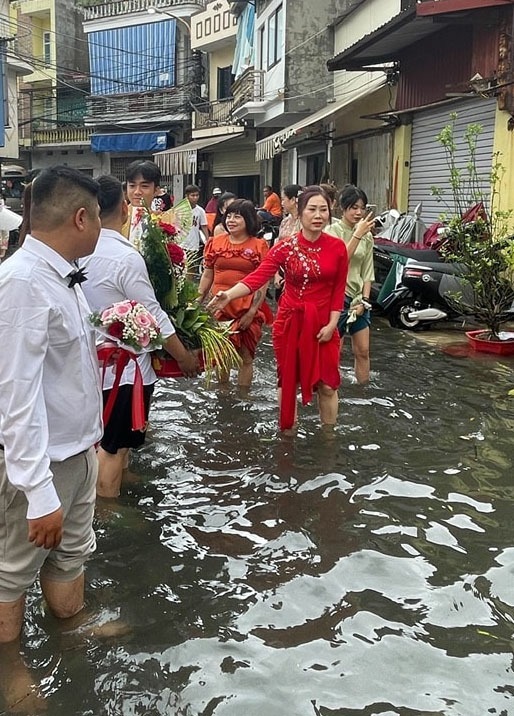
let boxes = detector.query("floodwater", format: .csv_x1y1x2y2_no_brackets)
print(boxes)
3,320,514,716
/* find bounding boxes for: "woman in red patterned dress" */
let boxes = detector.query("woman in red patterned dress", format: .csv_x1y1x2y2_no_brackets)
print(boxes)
208,186,351,431
198,199,270,391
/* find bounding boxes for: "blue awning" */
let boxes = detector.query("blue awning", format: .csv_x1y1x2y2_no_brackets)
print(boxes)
91,131,169,153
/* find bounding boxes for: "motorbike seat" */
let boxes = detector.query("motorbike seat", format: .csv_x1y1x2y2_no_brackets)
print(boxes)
374,242,442,262
406,260,466,276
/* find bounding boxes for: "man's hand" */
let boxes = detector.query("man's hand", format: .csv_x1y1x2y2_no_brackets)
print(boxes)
176,350,201,378
28,507,64,550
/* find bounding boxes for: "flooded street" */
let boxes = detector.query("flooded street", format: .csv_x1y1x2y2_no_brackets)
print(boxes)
5,320,514,716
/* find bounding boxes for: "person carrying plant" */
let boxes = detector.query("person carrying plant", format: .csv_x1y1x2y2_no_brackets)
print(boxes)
82,175,200,499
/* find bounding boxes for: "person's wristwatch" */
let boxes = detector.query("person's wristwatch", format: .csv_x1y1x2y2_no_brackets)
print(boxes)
361,298,372,311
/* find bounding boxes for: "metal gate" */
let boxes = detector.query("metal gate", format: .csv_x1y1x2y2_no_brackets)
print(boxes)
408,98,496,224
212,148,259,177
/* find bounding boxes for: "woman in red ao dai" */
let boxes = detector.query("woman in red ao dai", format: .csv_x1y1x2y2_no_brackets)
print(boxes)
208,186,349,431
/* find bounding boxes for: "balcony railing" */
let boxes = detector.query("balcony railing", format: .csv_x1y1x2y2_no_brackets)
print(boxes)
81,0,206,21
85,88,191,124
32,126,93,145
193,97,236,129
231,67,265,110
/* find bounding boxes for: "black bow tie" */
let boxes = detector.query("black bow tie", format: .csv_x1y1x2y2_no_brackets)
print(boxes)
68,267,88,288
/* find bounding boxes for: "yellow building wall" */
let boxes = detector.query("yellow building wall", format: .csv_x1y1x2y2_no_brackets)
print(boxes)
492,106,514,218
20,0,55,84
208,45,235,99
392,124,412,212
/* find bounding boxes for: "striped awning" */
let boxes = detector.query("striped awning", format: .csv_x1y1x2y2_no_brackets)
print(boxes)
255,74,387,161
154,133,244,176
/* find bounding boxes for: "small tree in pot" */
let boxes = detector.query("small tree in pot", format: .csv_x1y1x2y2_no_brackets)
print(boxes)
432,114,514,342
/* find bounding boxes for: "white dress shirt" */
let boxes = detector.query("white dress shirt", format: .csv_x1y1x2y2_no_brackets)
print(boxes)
0,235,103,519
81,228,175,389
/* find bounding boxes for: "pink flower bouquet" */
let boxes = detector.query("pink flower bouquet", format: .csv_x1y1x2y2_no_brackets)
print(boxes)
90,300,163,353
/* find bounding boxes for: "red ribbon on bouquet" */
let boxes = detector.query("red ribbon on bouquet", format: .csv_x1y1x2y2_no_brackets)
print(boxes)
97,345,146,432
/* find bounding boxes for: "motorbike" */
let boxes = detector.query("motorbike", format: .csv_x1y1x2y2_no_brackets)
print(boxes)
257,216,281,247
371,241,443,308
380,256,472,330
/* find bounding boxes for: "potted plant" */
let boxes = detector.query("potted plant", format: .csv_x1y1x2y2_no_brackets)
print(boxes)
432,114,514,353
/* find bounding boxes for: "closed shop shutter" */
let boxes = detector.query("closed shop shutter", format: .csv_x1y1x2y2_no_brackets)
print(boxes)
354,132,393,212
212,148,259,177
408,98,496,224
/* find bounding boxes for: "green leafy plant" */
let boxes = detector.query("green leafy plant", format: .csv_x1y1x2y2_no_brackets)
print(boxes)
433,113,514,338
141,208,241,378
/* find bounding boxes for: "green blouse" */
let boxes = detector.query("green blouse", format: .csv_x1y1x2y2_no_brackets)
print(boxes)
325,220,375,300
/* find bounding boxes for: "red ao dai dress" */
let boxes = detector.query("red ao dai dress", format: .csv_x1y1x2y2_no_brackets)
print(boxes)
240,231,348,430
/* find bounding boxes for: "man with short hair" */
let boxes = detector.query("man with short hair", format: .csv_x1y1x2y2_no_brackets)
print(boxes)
257,185,282,222
0,165,103,644
182,184,209,278
82,175,200,498
122,160,163,250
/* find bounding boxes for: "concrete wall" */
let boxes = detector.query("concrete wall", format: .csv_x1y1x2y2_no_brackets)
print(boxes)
31,147,107,176
285,0,338,115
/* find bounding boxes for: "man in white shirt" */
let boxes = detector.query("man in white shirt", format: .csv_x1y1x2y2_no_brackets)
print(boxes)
82,175,200,498
0,166,103,644
182,184,209,277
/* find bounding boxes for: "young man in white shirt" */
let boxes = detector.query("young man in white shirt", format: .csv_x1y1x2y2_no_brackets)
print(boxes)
0,166,103,645
82,176,200,498
182,184,209,276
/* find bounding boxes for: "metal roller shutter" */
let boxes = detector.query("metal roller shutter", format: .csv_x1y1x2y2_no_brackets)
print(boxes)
408,98,496,224
354,132,393,212
212,148,259,177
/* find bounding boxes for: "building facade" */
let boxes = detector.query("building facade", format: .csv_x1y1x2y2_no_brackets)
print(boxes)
328,0,514,219
154,0,260,202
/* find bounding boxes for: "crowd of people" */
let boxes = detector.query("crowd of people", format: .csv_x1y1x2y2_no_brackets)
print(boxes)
0,160,377,705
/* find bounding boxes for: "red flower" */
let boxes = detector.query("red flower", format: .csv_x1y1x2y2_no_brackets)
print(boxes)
166,242,186,265
159,222,178,237
107,321,124,339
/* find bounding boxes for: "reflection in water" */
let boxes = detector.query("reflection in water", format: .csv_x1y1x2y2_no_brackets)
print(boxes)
2,322,514,716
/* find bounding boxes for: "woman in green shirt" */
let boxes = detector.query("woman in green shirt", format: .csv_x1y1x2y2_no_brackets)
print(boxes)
326,185,375,384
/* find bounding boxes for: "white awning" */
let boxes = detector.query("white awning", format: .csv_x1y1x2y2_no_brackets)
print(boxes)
154,132,244,175
255,74,387,161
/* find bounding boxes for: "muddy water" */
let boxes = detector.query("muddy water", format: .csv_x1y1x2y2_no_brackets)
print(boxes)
4,322,514,716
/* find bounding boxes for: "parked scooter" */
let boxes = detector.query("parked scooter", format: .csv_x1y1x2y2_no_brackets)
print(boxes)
380,257,472,330
371,241,443,308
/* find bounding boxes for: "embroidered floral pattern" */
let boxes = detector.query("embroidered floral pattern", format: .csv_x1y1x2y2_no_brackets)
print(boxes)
283,234,322,298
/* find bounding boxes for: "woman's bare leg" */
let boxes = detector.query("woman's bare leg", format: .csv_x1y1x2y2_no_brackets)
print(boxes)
351,327,370,384
317,382,338,426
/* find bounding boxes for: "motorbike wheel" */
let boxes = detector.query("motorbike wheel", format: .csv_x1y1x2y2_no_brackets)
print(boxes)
388,300,422,330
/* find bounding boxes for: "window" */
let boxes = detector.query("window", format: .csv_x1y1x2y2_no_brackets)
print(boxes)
258,26,265,70
267,4,282,69
43,32,51,65
217,66,234,100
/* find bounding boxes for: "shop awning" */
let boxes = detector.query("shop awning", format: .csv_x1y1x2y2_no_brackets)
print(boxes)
153,132,244,175
91,131,169,153
327,4,469,72
255,74,387,161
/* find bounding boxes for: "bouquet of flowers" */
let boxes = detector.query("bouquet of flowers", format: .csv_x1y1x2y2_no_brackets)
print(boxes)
90,301,164,431
90,300,163,353
140,207,241,377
